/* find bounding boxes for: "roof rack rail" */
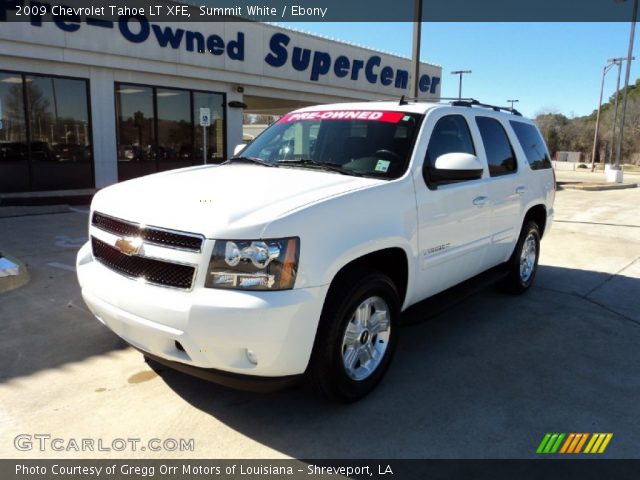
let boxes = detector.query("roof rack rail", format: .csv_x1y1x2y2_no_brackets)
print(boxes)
449,98,523,116
396,96,476,105
370,97,523,116
439,97,476,102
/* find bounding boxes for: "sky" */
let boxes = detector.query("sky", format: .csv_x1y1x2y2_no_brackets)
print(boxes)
280,22,640,119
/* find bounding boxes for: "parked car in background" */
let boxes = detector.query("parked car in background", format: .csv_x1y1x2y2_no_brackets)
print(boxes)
54,143,89,162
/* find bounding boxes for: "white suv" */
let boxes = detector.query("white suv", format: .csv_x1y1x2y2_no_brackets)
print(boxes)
77,100,555,401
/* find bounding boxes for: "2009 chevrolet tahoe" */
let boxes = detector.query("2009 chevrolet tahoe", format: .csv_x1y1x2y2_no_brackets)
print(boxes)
77,100,555,401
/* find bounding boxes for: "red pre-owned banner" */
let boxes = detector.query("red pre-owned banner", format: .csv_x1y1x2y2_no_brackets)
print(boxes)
278,111,406,123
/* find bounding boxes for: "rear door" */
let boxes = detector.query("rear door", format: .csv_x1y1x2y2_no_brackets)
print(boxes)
412,110,491,300
508,120,556,224
472,115,525,269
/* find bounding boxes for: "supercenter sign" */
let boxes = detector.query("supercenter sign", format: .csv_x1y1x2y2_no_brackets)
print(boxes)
264,32,439,92
8,9,441,94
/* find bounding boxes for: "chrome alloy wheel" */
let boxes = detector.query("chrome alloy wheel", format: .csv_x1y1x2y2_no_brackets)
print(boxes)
519,233,537,283
341,296,391,381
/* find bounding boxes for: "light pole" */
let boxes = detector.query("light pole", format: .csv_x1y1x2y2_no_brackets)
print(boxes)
590,60,616,172
607,56,635,165
451,70,472,100
411,0,423,99
613,0,638,178
507,99,519,110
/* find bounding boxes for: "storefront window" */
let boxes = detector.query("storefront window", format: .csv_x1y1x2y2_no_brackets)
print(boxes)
115,83,226,181
115,85,155,180
26,75,92,190
157,88,193,171
0,72,29,192
0,71,92,192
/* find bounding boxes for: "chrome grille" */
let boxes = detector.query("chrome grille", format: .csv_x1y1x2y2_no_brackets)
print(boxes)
92,211,203,252
91,237,196,290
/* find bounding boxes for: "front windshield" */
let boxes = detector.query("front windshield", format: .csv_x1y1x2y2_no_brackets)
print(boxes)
239,110,423,179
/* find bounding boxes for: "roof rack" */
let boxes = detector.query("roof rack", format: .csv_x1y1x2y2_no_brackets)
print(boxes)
397,95,444,105
448,98,522,116
378,96,523,116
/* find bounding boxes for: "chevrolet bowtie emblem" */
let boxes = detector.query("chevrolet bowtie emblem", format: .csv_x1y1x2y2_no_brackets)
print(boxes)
115,237,143,256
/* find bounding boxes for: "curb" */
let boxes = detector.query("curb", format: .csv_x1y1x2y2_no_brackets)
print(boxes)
0,254,30,293
0,204,71,218
557,182,638,192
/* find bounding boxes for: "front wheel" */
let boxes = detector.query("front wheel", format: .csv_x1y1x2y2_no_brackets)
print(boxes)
308,270,400,402
500,221,541,294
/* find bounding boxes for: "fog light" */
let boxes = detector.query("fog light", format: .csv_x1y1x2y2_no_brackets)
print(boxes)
246,349,258,365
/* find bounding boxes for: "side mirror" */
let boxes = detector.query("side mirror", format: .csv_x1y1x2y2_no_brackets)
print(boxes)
233,144,245,156
428,152,484,185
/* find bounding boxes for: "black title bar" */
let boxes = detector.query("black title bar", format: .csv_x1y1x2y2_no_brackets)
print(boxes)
0,0,639,22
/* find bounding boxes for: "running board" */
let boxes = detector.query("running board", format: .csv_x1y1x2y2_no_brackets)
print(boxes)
401,265,509,325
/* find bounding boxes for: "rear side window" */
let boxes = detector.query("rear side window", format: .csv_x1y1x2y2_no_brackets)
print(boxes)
425,115,475,169
475,117,517,176
510,121,552,170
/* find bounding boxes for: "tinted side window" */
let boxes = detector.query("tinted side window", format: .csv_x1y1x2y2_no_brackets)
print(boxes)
510,121,552,170
423,115,476,188
476,117,517,176
425,115,475,170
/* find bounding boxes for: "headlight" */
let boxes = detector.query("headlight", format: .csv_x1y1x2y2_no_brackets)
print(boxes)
205,237,299,290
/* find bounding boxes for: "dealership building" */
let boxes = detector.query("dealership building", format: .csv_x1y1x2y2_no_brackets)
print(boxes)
0,17,441,198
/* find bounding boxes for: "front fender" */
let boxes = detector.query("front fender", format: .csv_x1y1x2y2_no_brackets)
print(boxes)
262,177,420,303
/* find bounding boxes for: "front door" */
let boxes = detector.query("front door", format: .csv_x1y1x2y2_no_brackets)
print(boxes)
412,111,491,300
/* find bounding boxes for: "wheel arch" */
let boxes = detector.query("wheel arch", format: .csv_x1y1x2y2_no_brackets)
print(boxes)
523,204,548,237
327,247,410,308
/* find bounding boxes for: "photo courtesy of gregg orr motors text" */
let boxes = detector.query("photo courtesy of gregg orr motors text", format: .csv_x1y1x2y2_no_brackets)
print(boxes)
14,435,195,453
15,463,389,477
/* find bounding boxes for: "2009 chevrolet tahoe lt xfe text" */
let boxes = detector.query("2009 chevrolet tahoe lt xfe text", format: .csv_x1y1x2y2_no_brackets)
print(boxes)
77,100,555,401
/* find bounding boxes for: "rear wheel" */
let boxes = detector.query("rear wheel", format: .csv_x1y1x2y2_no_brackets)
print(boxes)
500,221,541,294
308,269,400,402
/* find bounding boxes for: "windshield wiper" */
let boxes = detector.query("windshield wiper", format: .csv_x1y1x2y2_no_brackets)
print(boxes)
278,158,364,176
224,156,277,167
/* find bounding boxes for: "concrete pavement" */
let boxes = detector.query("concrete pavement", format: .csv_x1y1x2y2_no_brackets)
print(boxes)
1,189,639,459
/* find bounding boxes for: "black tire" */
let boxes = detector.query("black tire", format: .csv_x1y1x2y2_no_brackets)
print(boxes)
307,269,400,402
500,220,541,294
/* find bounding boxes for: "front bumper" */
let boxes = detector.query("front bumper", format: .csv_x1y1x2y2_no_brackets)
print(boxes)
140,348,301,392
77,242,328,379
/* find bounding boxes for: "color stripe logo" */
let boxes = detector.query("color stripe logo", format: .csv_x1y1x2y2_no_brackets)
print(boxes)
537,433,613,454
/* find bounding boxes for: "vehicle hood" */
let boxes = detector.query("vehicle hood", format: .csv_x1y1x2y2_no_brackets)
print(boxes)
91,164,384,238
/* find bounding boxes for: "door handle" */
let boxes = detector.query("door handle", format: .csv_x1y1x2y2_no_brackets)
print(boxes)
515,186,527,195
473,196,489,207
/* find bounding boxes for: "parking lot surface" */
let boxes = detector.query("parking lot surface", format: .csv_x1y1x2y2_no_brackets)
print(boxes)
1,187,639,459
